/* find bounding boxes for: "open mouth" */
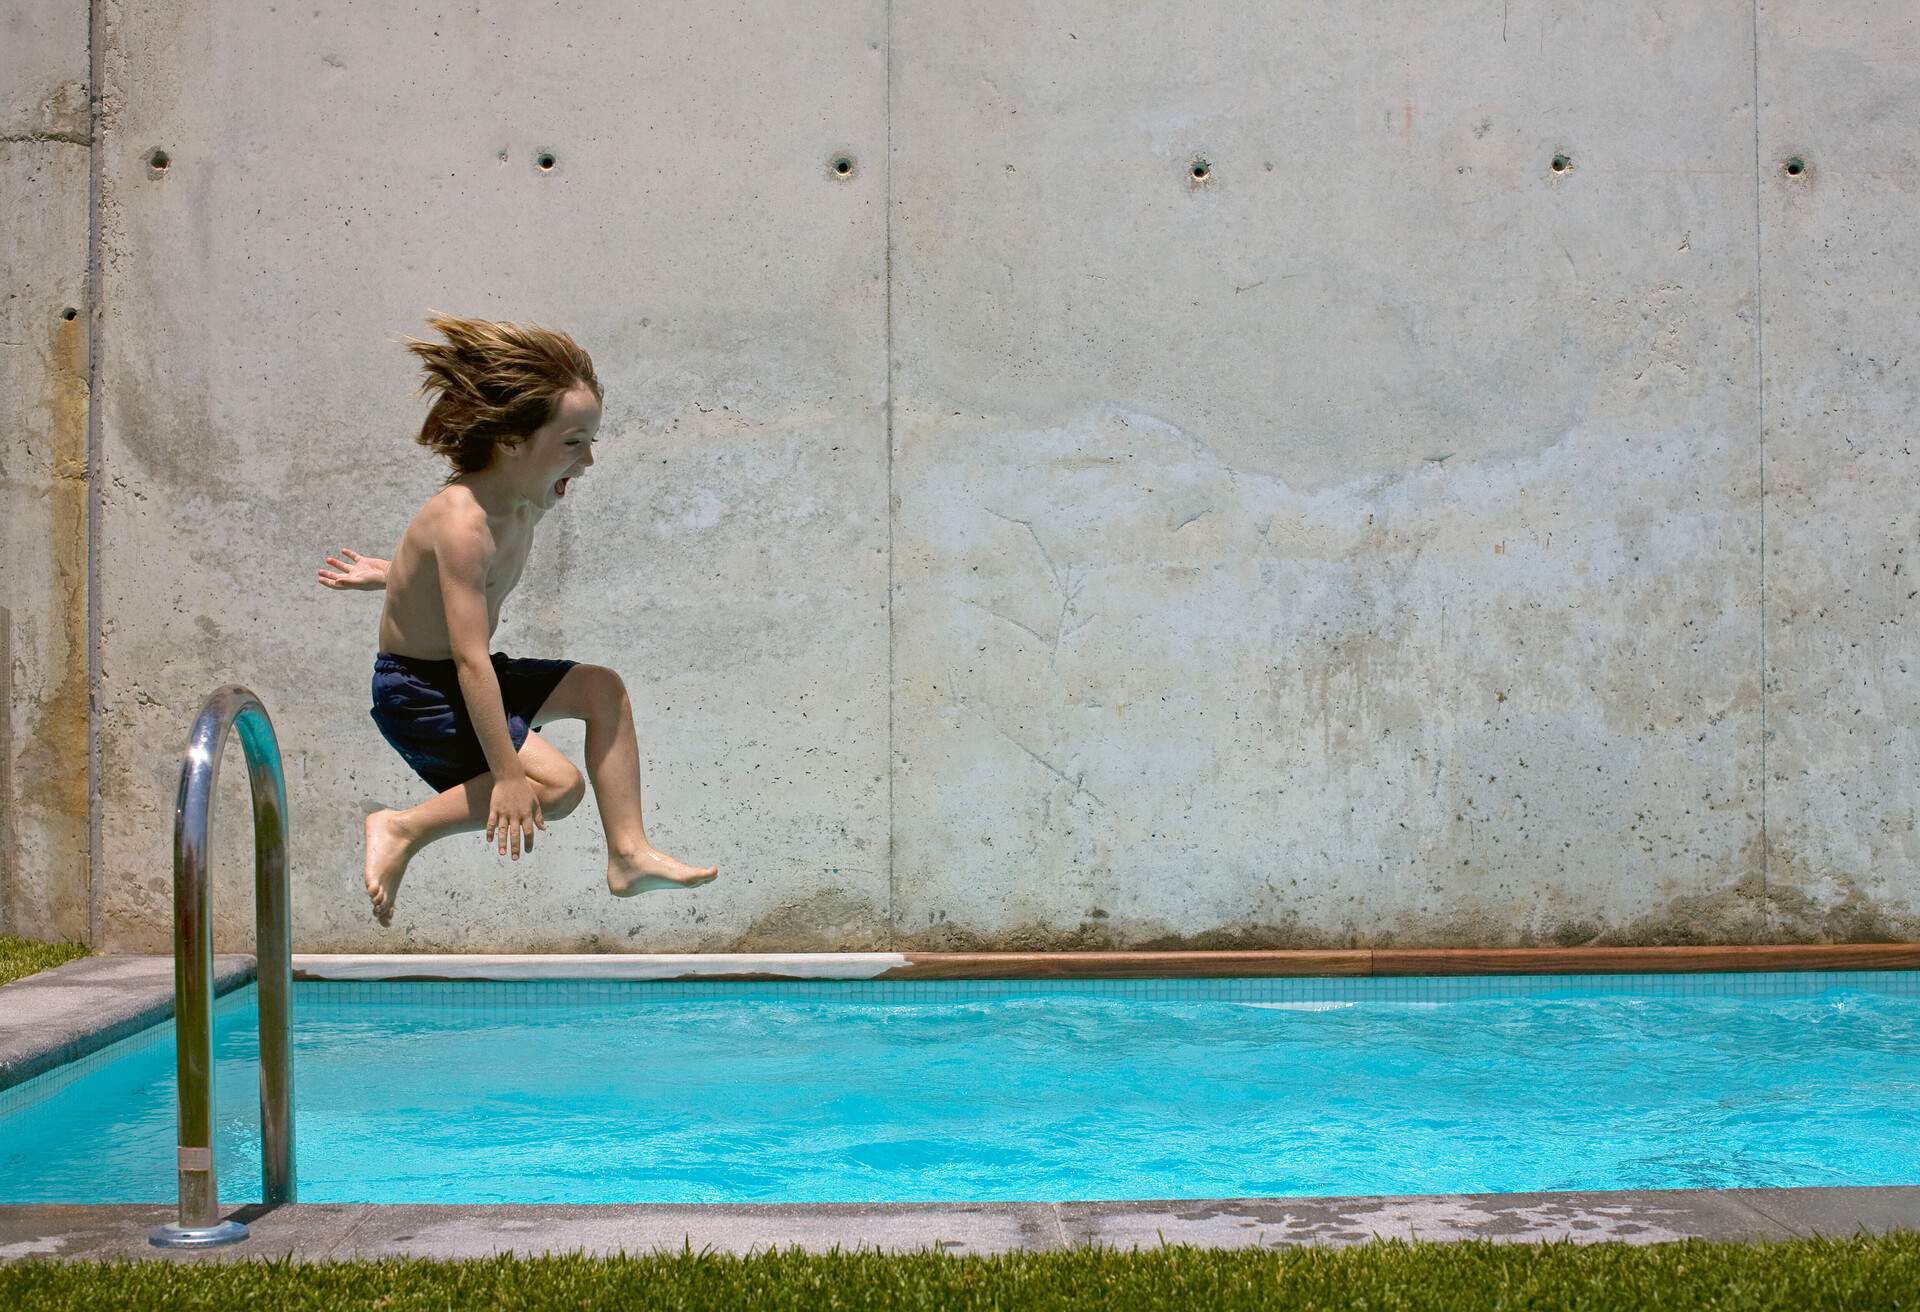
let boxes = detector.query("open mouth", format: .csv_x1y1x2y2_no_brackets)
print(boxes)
552,477,572,498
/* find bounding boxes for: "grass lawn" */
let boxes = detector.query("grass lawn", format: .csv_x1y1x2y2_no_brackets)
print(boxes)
0,936,88,987
2,1236,1918,1310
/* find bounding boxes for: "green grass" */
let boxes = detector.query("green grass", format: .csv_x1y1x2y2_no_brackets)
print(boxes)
0,936,88,987
3,1237,1918,1311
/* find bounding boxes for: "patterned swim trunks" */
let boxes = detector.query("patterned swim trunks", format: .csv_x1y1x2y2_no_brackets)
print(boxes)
368,650,578,792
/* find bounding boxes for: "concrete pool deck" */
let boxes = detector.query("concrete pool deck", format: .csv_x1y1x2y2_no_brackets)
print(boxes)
0,954,255,1090
2,1188,1918,1261
2,953,1916,1260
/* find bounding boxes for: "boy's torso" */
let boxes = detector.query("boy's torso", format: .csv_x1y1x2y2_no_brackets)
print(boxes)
377,486,540,660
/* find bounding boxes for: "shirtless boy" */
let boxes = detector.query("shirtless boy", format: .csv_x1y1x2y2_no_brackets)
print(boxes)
318,312,718,925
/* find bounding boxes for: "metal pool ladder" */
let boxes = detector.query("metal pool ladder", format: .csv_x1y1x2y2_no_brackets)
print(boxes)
149,686,296,1249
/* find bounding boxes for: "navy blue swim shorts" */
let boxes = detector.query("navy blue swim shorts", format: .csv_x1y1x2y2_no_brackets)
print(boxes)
368,651,578,792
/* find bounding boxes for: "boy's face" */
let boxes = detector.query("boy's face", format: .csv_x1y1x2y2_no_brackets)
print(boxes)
519,381,601,508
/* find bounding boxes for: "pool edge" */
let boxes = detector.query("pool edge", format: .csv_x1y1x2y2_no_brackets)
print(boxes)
0,955,254,1095
3,1185,1916,1261
289,943,1920,982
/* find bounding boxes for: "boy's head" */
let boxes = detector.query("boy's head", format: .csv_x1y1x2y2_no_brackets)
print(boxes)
403,312,603,486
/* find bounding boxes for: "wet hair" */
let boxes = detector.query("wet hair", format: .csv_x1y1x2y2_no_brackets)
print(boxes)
401,312,602,482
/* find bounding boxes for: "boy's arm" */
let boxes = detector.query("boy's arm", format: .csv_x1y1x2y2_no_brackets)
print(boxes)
434,521,524,784
317,548,389,591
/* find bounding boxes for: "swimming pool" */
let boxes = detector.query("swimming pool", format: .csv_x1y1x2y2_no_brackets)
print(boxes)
2,971,1916,1205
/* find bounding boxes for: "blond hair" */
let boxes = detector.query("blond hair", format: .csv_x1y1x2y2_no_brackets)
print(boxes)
401,312,602,481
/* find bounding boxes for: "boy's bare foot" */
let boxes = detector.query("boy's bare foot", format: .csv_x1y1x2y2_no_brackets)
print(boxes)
363,809,413,927
607,845,719,896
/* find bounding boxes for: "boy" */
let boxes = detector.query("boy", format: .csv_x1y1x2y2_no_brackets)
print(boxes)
318,312,718,926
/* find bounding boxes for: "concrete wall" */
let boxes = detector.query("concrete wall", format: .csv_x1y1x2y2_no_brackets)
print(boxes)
2,2,92,943
5,1,1915,953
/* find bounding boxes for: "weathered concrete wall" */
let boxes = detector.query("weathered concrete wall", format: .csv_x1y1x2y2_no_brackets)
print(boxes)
890,0,1775,950
88,0,889,953
2,2,92,942
9,1,1913,951
1758,2,1920,940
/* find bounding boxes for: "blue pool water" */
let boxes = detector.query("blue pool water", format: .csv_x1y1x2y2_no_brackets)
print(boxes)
2,973,1917,1204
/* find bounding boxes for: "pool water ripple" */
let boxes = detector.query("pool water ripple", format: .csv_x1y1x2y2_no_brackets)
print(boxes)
1,975,1916,1203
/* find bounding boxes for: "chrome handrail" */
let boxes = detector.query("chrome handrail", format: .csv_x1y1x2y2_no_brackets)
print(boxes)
149,686,296,1249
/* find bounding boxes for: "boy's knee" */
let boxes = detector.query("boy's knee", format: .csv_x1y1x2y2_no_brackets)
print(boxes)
543,768,587,819
581,663,627,709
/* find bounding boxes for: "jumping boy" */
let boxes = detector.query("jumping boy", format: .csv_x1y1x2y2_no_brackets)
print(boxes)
318,312,718,925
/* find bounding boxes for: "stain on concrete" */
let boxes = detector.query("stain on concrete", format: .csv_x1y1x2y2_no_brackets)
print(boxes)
0,81,91,146
897,916,1344,954
1763,847,1917,943
107,357,237,502
15,310,92,942
735,890,887,951
0,607,11,936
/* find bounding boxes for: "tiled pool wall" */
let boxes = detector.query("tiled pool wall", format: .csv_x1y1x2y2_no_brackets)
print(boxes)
295,969,1920,1008
7,969,1916,1124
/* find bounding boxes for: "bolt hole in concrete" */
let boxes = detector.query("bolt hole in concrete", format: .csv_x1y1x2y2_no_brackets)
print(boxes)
1784,155,1806,177
832,155,855,178
1191,157,1211,182
1550,153,1572,174
536,152,556,171
146,148,170,176
60,307,78,321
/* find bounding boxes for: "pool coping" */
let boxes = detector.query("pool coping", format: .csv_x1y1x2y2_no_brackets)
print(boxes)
0,955,255,1093
289,942,1920,982
2,1186,1917,1261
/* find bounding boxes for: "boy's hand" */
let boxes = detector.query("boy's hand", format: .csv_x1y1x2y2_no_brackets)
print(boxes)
317,548,388,591
487,776,545,859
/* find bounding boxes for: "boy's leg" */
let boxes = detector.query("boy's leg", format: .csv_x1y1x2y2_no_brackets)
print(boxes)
531,663,719,895
363,732,585,925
